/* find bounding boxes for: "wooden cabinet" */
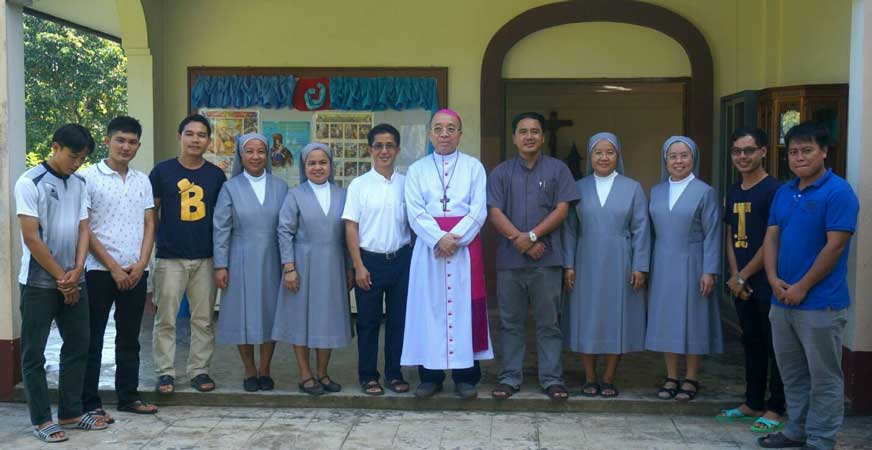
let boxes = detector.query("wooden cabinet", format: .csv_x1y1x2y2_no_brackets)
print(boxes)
719,90,758,193
756,84,848,182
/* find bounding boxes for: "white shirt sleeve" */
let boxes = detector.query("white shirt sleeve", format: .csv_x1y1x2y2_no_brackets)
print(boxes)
14,177,39,218
142,175,155,210
79,183,89,221
341,178,362,222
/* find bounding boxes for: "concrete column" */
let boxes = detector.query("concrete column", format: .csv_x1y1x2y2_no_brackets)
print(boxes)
0,0,29,400
126,47,154,172
117,0,154,172
844,0,872,413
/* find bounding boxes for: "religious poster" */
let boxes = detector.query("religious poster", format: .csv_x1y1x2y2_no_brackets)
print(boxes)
199,108,261,178
313,111,373,187
262,120,309,186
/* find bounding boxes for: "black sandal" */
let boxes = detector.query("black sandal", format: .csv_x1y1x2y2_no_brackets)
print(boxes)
361,380,384,396
676,379,699,402
545,384,569,400
580,382,600,397
156,375,174,394
298,377,324,396
657,377,679,399
600,383,619,398
386,379,410,394
491,383,519,399
190,374,216,392
318,375,342,393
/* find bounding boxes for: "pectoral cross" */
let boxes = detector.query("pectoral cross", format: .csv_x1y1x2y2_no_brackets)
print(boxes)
441,195,450,212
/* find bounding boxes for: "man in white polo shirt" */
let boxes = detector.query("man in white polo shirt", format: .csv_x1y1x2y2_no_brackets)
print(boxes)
81,116,157,419
343,123,413,395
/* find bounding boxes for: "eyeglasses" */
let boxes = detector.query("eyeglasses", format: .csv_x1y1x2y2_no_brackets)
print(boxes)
431,125,460,136
371,143,397,151
730,146,762,157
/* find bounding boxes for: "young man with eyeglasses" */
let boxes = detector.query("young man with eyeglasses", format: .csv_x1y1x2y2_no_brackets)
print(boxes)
342,123,413,396
401,109,492,399
759,121,858,450
717,127,785,432
486,112,577,400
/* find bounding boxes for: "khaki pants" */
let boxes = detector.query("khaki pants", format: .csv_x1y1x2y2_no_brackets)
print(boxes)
152,258,217,378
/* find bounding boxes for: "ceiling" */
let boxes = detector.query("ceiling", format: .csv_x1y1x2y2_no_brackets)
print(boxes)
28,0,121,40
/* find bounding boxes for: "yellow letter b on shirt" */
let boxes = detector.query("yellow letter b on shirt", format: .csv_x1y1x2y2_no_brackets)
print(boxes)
178,178,206,221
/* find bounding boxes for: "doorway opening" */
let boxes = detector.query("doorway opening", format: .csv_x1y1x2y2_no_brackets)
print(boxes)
503,78,688,194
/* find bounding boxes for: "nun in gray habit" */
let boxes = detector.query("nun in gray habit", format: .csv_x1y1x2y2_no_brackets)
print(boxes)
561,132,650,398
645,135,723,402
272,142,352,395
213,132,288,392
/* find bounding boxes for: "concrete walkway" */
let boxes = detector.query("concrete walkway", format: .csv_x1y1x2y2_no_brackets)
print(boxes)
13,303,749,414
1,403,870,450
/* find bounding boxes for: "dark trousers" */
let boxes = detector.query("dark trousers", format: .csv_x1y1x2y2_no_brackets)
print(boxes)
19,284,90,426
735,295,786,414
82,270,148,410
355,246,410,384
418,361,481,385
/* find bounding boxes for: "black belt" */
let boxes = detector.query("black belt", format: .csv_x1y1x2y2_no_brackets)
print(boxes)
361,245,409,261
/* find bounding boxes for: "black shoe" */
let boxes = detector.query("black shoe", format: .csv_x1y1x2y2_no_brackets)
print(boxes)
454,382,478,399
757,432,806,448
258,376,274,391
243,377,259,392
414,382,443,398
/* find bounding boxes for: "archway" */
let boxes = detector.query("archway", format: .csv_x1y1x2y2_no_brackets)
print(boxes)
480,0,714,180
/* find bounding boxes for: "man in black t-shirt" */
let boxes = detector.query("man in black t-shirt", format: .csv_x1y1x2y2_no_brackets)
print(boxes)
717,127,785,432
149,114,226,394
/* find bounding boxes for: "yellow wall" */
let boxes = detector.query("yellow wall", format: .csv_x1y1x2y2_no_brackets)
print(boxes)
140,0,851,162
503,22,691,78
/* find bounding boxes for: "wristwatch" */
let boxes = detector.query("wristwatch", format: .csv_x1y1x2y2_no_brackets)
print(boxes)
529,231,538,243
735,273,746,287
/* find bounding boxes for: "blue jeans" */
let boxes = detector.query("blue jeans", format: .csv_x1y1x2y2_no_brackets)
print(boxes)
770,306,847,450
19,284,90,426
355,246,410,384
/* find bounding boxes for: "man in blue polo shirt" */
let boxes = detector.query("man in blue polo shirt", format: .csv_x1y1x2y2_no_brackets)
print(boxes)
760,121,858,450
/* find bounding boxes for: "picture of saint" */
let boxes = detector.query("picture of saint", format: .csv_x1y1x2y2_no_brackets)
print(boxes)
270,133,293,168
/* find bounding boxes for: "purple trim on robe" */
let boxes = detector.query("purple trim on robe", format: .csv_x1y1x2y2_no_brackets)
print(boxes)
435,216,489,353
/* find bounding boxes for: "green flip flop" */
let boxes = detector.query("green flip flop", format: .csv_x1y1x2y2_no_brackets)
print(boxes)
751,417,785,433
715,407,758,423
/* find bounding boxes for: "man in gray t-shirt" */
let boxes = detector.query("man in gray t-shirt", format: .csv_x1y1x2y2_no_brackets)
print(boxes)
486,112,579,400
15,124,110,442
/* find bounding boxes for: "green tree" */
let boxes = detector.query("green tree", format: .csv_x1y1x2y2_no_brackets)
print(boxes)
24,14,127,166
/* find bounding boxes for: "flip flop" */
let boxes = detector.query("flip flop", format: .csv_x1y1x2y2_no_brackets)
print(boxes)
33,423,67,443
118,400,158,414
715,407,759,423
60,412,109,431
88,407,115,424
751,417,785,433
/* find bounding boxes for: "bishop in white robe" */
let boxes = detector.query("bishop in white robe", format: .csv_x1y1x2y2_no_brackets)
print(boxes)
401,109,492,398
